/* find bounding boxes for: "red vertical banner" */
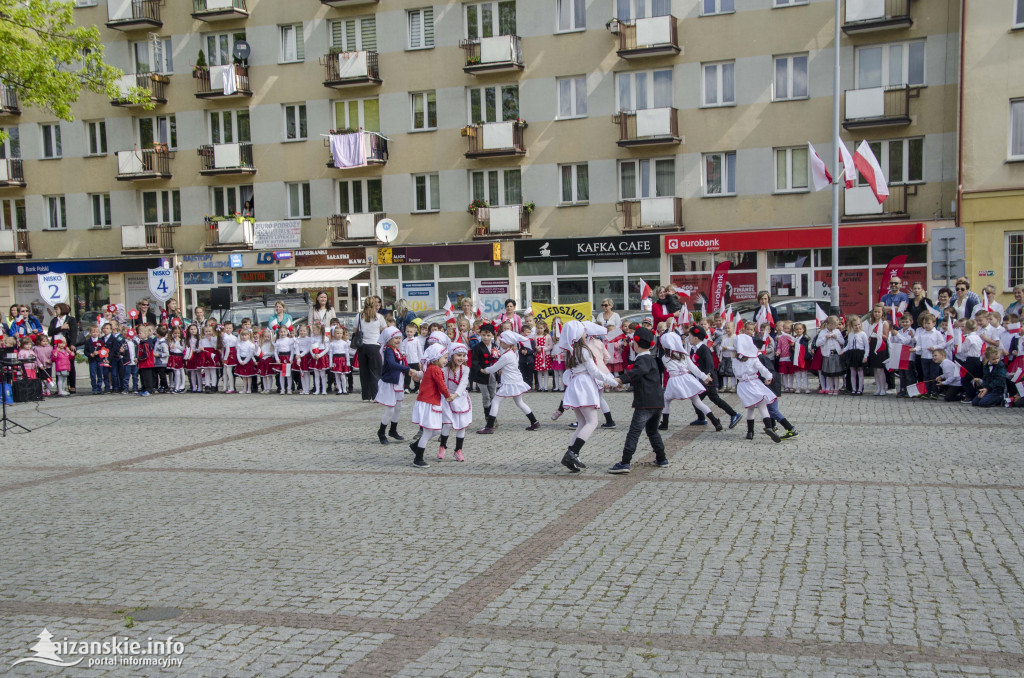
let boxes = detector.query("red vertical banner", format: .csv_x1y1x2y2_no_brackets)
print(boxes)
708,260,731,313
877,255,908,301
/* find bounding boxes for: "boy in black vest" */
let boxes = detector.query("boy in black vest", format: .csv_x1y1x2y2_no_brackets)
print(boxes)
607,327,666,474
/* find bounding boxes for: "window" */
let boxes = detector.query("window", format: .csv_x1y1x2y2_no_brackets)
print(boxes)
133,37,172,74
557,76,587,119
287,182,311,218
86,120,106,155
856,41,925,89
41,123,61,159
45,196,67,230
413,173,440,212
90,193,111,228
702,0,734,16
329,18,377,52
702,61,735,106
559,163,589,204
1016,0,1024,28
211,185,253,219
204,31,247,67
774,54,808,101
774,147,809,193
338,179,383,214
280,24,305,63
143,189,181,224
1011,99,1024,159
468,84,519,123
616,69,672,112
138,114,177,149
703,151,736,196
615,0,670,22
618,158,674,200
283,104,307,141
774,0,808,6
470,168,521,205
0,127,20,159
410,91,437,131
859,138,923,185
465,1,517,39
1007,232,1024,290
557,0,585,32
0,198,26,230
408,8,434,49
74,0,98,6
209,110,249,144
335,98,380,132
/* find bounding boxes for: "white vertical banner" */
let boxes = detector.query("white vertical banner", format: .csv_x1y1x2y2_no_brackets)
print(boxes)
37,272,69,307
148,267,175,302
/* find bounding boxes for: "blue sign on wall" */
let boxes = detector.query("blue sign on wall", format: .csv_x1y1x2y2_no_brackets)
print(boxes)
0,258,161,277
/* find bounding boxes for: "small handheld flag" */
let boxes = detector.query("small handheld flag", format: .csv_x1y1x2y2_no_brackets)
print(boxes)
815,304,828,328
906,382,928,398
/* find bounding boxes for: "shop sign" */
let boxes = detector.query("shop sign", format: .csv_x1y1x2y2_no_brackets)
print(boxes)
401,282,436,312
477,280,510,317
293,248,367,267
237,270,275,284
0,258,161,276
530,301,594,326
978,270,995,277
670,272,758,306
516,235,660,261
228,254,244,269
253,220,302,250
181,254,233,270
386,243,494,264
665,223,925,254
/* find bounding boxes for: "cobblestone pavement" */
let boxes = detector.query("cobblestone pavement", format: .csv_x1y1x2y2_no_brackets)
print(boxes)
1,385,1021,676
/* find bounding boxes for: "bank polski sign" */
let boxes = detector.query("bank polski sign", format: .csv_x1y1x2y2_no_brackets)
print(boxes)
37,273,69,307
148,267,175,302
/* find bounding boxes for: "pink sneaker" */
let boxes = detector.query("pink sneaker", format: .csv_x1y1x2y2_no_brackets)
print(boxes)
437,446,446,460
551,409,563,421
454,450,464,462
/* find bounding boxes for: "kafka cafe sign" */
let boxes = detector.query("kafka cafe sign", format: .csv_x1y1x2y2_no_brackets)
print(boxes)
515,235,660,261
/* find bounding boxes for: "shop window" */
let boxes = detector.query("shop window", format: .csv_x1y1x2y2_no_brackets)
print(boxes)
439,264,470,278
402,264,433,281
815,247,869,267
439,282,472,308
592,277,624,311
627,256,660,273
517,261,553,277
767,249,811,268
475,262,509,277
378,265,399,279
557,279,589,304
72,275,110,317
1007,232,1023,289
556,260,587,276
671,253,714,273
871,244,926,265
720,250,757,270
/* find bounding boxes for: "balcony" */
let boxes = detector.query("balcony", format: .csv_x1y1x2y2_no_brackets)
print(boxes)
115,149,172,181
0,230,30,259
326,131,388,168
0,84,19,117
321,0,378,5
322,51,381,89
618,198,682,232
843,0,912,34
110,73,167,108
191,0,249,21
105,0,162,30
614,108,680,147
842,184,910,220
121,224,175,254
194,65,252,99
614,16,680,59
460,35,524,74
205,218,254,251
0,159,25,188
472,205,530,239
463,121,527,159
328,212,386,243
843,85,913,129
198,142,256,176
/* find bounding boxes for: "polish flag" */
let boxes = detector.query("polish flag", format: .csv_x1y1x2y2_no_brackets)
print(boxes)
853,140,889,204
958,364,970,380
808,142,834,192
679,305,691,325
886,343,912,372
673,286,691,300
735,314,744,335
873,320,886,353
982,289,991,312
723,304,734,323
701,299,708,320
925,301,940,317
476,299,484,319
719,294,727,319
756,305,775,329
906,381,928,398
639,279,652,301
814,303,828,328
838,139,857,189
443,297,454,320
793,341,806,369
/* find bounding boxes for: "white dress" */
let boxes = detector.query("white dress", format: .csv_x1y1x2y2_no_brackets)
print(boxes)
733,356,777,408
663,354,708,401
441,364,473,430
485,349,531,397
563,348,619,409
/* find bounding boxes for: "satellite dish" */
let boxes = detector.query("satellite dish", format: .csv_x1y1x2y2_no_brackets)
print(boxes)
233,41,251,62
376,218,398,243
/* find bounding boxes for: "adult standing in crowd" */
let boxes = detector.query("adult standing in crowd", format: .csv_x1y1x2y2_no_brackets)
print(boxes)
596,298,621,329
497,299,523,332
754,291,779,327
1007,284,1024,317
9,304,43,337
393,299,417,334
356,296,386,400
650,287,682,326
47,302,80,393
308,291,337,329
267,301,293,333
3,304,17,335
163,298,184,326
906,281,932,327
457,297,477,327
975,284,1004,318
191,306,207,328
880,276,909,316
134,298,158,326
952,278,978,321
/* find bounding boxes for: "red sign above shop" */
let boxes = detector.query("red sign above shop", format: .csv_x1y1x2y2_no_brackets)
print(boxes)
664,223,926,254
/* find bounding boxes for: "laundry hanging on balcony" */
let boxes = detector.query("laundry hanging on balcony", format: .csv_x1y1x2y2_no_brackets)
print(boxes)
330,132,367,169
210,65,237,95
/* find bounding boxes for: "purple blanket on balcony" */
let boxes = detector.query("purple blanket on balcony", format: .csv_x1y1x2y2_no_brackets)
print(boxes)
330,132,366,169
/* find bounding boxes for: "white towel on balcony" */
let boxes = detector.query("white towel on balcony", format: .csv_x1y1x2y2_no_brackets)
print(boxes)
117,150,144,175
635,17,670,47
482,122,514,150
211,65,237,95
330,133,367,169
214,143,241,169
489,206,521,233
336,52,368,79
480,36,512,64
0,160,9,182
636,108,671,138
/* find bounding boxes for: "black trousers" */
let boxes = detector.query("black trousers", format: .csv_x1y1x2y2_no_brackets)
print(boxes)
621,408,665,465
696,380,737,418
139,367,155,392
357,344,381,400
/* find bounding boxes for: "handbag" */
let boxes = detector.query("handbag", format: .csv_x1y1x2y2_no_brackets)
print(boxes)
351,317,364,349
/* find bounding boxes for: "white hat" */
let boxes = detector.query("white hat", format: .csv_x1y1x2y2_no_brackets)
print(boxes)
556,320,586,354
735,333,759,359
422,343,447,364
583,321,608,337
659,332,685,354
379,326,403,359
499,330,527,346
449,342,469,355
427,330,450,347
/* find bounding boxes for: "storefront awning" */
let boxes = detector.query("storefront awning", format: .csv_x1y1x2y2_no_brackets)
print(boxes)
276,267,367,290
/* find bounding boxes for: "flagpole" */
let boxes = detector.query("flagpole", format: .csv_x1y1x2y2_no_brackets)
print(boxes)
830,0,842,317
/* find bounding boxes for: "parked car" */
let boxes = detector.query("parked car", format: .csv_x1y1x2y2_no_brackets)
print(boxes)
731,298,831,340
219,293,311,330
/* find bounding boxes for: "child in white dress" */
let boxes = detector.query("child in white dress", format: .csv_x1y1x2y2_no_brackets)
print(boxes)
438,343,473,461
476,330,540,434
660,332,721,431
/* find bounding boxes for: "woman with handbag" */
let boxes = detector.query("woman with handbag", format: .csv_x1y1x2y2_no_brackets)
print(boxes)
48,302,80,394
355,297,386,400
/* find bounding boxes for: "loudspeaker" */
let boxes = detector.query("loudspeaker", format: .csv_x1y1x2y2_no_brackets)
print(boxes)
13,379,43,403
209,287,232,311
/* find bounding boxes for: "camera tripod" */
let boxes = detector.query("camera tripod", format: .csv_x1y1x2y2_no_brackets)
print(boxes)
1,362,32,437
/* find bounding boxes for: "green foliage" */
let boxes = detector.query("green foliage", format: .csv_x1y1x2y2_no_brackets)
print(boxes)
196,49,207,69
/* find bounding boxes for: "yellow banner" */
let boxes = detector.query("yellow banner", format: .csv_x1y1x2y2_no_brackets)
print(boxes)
531,301,593,327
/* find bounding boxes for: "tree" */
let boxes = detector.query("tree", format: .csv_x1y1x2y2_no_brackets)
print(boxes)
0,0,150,142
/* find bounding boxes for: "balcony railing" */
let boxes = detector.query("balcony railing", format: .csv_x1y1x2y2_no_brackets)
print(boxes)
843,85,912,129
614,108,680,146
121,224,175,253
194,65,252,99
460,35,524,73
326,131,388,168
110,73,167,107
472,205,530,239
616,16,680,58
618,197,683,232
115,149,172,181
0,159,25,188
322,51,381,88
0,84,19,116
206,218,254,250
843,184,910,219
464,121,527,158
0,230,30,258
105,0,162,29
191,0,249,21
328,212,386,243
198,142,256,175
843,0,912,34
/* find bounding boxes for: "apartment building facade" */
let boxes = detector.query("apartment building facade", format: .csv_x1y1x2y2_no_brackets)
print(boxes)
0,0,960,318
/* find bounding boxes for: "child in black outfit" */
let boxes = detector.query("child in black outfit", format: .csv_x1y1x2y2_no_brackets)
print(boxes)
608,327,667,474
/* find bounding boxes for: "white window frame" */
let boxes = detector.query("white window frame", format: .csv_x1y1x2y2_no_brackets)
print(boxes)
204,31,247,67
90,193,112,228
142,189,181,225
280,23,304,63
464,1,517,40
556,0,585,33
74,0,98,6
138,114,177,149
702,151,737,197
283,103,307,141
335,97,380,133
618,158,675,201
615,69,673,112
773,53,808,101
329,17,378,52
407,8,435,49
1016,0,1024,28
0,127,20,159
412,173,440,212
0,197,26,230
559,163,589,205
556,75,587,119
208,110,248,145
855,40,925,89
467,84,519,124
41,123,62,159
1006,231,1024,291
287,182,312,219
469,168,522,206
1010,99,1024,160
410,91,437,131
702,61,736,107
211,185,252,219
615,0,670,22
774,146,809,194
701,0,734,17
773,0,809,7
86,120,107,156
45,195,67,230
859,138,924,186
338,178,383,214
132,36,173,75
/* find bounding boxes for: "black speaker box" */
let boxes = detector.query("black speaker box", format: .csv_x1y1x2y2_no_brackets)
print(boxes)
13,379,43,403
209,287,232,311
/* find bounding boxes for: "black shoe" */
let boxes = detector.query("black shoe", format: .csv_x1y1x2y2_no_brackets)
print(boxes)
560,451,581,473
708,415,723,432
378,424,388,445
412,458,429,469
763,427,782,443
601,421,617,429
745,430,755,440
409,441,420,454
688,419,707,426
569,451,587,469
388,429,405,441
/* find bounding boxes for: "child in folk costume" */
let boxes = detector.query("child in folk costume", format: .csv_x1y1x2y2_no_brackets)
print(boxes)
585,322,618,429
292,325,312,395
840,315,869,396
775,320,796,393
438,343,472,461
329,326,351,395
273,326,295,395
375,326,420,445
719,322,737,392
219,322,238,393
234,328,258,394
32,335,54,396
607,327,668,474
658,332,722,431
477,330,541,434
309,323,330,395
733,333,783,443
402,322,423,394
51,339,73,396
556,321,621,473
409,343,456,468
199,325,219,392
185,323,203,393
866,304,891,396
890,313,918,397
257,328,277,394
791,323,812,393
534,320,552,391
815,316,846,395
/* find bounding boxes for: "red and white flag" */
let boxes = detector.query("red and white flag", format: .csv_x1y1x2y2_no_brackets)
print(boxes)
673,286,691,300
723,304,734,323
808,142,834,192
476,299,484,319
639,279,652,301
735,314,744,335
886,343,912,372
838,138,857,189
854,140,889,204
906,381,928,398
443,297,454,320
925,301,940,317
982,289,991,312
814,303,828,328
756,305,775,329
873,321,886,353
793,341,806,369
958,364,970,380
679,305,691,325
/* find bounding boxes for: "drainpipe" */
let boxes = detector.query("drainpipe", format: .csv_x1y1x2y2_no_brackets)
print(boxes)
956,0,966,228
